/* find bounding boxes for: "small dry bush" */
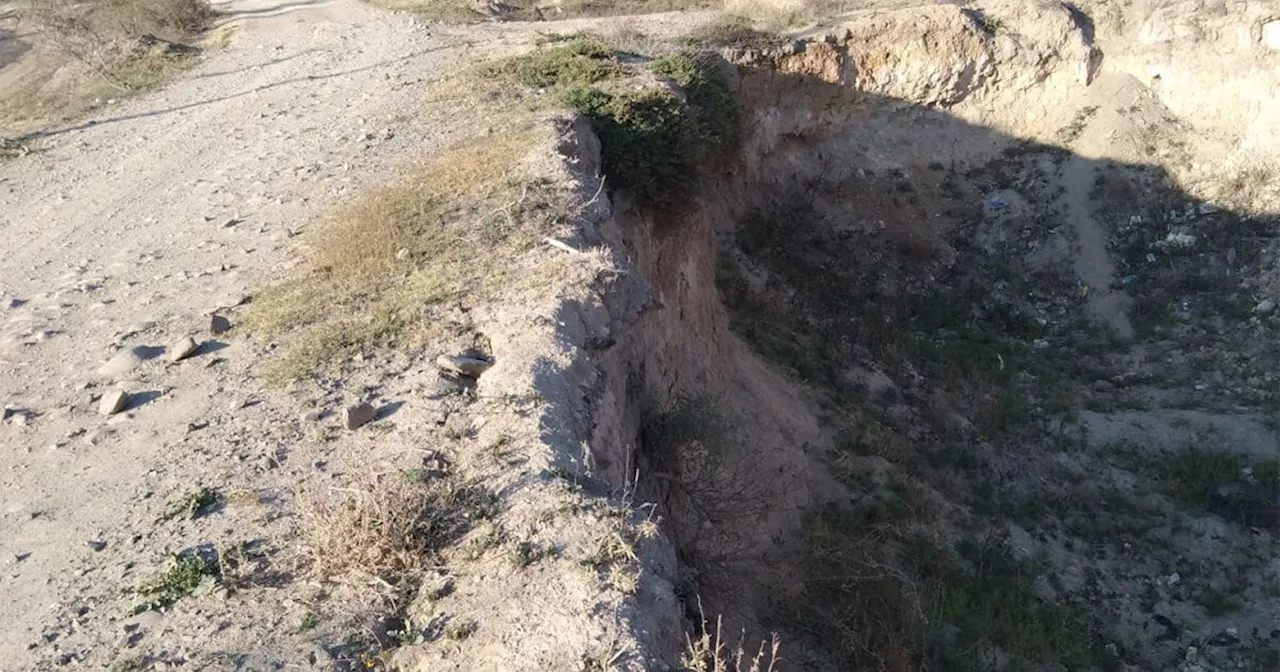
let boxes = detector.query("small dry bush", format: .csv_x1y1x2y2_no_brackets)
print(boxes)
297,471,495,582
248,129,572,382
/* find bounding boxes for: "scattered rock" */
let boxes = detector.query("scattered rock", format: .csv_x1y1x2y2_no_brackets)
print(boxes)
435,354,493,378
1256,299,1276,315
86,540,107,552
168,336,200,362
98,390,129,416
343,403,377,430
209,314,232,335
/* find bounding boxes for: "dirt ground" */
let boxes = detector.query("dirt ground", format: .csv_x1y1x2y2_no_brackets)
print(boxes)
2,0,1278,670
0,0,462,667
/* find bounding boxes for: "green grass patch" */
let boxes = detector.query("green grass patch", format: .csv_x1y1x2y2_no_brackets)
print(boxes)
802,508,1099,670
1154,447,1248,506
158,486,221,522
133,547,222,613
500,39,624,89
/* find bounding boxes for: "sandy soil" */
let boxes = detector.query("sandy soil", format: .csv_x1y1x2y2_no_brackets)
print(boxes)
0,0,456,667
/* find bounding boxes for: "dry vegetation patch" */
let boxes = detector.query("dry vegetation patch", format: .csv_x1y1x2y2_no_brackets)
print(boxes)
298,469,498,583
370,0,718,24
247,129,573,382
1,0,213,136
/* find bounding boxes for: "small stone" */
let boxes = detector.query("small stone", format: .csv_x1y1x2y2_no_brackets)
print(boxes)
343,403,377,430
435,354,493,378
168,336,200,362
98,348,146,377
301,409,324,422
395,248,410,261
86,540,107,552
98,390,128,416
1256,299,1276,315
209,314,232,335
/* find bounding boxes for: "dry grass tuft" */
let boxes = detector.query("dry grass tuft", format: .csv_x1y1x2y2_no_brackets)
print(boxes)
683,604,781,672
248,128,573,382
297,470,497,583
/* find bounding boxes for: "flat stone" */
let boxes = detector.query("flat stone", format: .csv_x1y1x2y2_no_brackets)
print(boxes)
98,390,128,416
168,336,200,362
343,403,377,431
1256,299,1276,315
209,314,232,335
435,354,493,378
97,348,145,377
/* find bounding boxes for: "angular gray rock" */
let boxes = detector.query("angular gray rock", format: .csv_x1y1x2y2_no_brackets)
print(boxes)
98,390,129,416
168,336,200,362
435,354,493,378
343,403,377,430
210,314,232,335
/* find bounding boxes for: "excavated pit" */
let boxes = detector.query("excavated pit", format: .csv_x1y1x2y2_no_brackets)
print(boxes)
567,5,1280,669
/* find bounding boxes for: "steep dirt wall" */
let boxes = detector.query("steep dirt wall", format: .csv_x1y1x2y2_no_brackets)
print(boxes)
577,130,831,624
564,4,1102,639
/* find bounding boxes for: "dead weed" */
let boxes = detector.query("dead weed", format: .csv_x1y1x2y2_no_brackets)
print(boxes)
683,603,780,672
297,470,498,583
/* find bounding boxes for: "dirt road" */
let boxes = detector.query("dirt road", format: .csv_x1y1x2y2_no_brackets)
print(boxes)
0,1,452,667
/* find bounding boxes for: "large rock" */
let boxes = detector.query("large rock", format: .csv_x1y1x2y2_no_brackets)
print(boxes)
98,390,129,416
97,345,153,376
168,336,200,362
209,314,232,335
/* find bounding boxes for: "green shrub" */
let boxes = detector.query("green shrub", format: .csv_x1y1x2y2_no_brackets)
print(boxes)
499,42,739,210
507,40,623,89
649,52,739,152
562,85,696,206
